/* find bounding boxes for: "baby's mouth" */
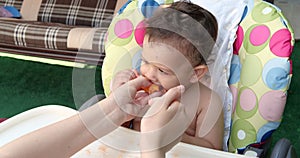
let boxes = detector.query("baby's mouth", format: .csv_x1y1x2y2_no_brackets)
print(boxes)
142,84,166,94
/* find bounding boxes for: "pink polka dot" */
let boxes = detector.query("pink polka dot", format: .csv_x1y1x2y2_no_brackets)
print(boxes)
114,19,134,39
230,85,238,114
269,29,292,57
239,88,257,111
259,91,286,121
134,20,146,47
249,25,270,46
233,26,244,55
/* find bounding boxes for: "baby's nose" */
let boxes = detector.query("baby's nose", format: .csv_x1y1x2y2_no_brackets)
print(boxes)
145,66,158,83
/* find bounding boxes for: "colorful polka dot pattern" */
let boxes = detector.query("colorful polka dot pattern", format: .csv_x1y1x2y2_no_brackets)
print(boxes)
103,0,173,96
229,0,294,152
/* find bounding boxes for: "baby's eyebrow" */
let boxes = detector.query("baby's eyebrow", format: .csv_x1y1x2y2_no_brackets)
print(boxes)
141,55,173,73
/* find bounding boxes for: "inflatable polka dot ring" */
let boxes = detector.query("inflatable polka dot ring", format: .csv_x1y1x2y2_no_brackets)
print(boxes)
228,0,294,153
102,0,173,96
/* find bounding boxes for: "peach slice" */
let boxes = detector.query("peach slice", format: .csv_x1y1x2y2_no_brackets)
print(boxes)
142,84,160,94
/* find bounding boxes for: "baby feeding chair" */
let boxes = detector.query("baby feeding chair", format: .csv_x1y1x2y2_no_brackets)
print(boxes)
101,0,297,157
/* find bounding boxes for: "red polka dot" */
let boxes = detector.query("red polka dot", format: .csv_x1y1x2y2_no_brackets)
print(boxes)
233,26,244,55
134,20,146,47
114,19,134,39
249,25,270,46
269,29,292,57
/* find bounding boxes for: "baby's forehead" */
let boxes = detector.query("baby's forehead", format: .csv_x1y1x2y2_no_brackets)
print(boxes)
145,41,184,55
146,41,191,58
143,42,194,67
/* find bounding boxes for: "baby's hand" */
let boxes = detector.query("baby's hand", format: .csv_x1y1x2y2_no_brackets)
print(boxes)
111,69,139,91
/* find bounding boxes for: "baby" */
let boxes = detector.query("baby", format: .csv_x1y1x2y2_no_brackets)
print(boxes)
111,1,224,150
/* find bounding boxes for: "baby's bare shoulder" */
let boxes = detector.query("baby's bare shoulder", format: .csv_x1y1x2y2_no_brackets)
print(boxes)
199,84,222,110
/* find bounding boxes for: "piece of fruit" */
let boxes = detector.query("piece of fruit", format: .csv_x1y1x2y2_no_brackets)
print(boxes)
142,84,160,94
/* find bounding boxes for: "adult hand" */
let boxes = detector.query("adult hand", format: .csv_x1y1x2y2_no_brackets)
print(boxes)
108,76,162,123
140,85,186,157
111,69,139,91
79,76,161,140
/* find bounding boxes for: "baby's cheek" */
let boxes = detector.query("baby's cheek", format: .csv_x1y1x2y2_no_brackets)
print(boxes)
139,65,147,76
161,81,178,91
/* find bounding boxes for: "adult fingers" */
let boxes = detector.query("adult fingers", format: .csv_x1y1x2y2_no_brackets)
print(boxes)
160,85,185,109
166,100,181,115
127,76,152,91
140,91,163,105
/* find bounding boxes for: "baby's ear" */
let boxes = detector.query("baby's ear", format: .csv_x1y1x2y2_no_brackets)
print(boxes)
190,65,208,83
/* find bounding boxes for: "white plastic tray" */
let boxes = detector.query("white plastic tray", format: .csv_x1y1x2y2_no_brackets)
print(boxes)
73,127,254,158
0,105,254,158
0,105,77,146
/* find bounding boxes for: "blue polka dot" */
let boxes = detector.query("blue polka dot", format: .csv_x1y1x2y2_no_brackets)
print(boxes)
141,0,160,18
229,55,241,84
132,50,142,72
262,58,290,90
257,122,280,142
239,6,248,23
266,68,289,90
118,0,132,14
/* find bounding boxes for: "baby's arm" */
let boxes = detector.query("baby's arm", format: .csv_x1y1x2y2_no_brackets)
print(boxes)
182,91,224,150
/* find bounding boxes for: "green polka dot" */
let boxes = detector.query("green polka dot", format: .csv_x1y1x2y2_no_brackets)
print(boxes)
108,17,134,46
240,55,262,86
109,31,134,46
236,87,258,119
243,24,269,54
108,7,143,46
165,0,174,4
251,2,279,23
231,119,257,149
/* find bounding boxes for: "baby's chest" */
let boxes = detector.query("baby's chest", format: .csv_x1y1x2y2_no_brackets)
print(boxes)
184,116,198,136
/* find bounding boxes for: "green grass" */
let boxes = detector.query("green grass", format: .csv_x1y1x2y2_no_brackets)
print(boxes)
0,41,299,154
0,58,103,117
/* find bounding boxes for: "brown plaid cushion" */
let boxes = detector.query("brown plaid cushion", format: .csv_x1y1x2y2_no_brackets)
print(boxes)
38,0,117,27
0,19,74,50
0,0,23,11
0,19,107,53
92,28,107,53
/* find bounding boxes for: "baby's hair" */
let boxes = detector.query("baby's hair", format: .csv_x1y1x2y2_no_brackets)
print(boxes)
146,0,218,66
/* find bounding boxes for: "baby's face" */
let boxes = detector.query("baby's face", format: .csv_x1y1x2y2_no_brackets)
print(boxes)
140,42,194,91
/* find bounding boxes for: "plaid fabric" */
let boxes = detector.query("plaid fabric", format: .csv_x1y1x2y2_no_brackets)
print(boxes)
92,28,107,53
38,0,117,27
0,0,23,11
0,19,108,54
0,19,74,50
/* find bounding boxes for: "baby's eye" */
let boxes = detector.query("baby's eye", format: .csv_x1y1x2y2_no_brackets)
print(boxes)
158,68,169,75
